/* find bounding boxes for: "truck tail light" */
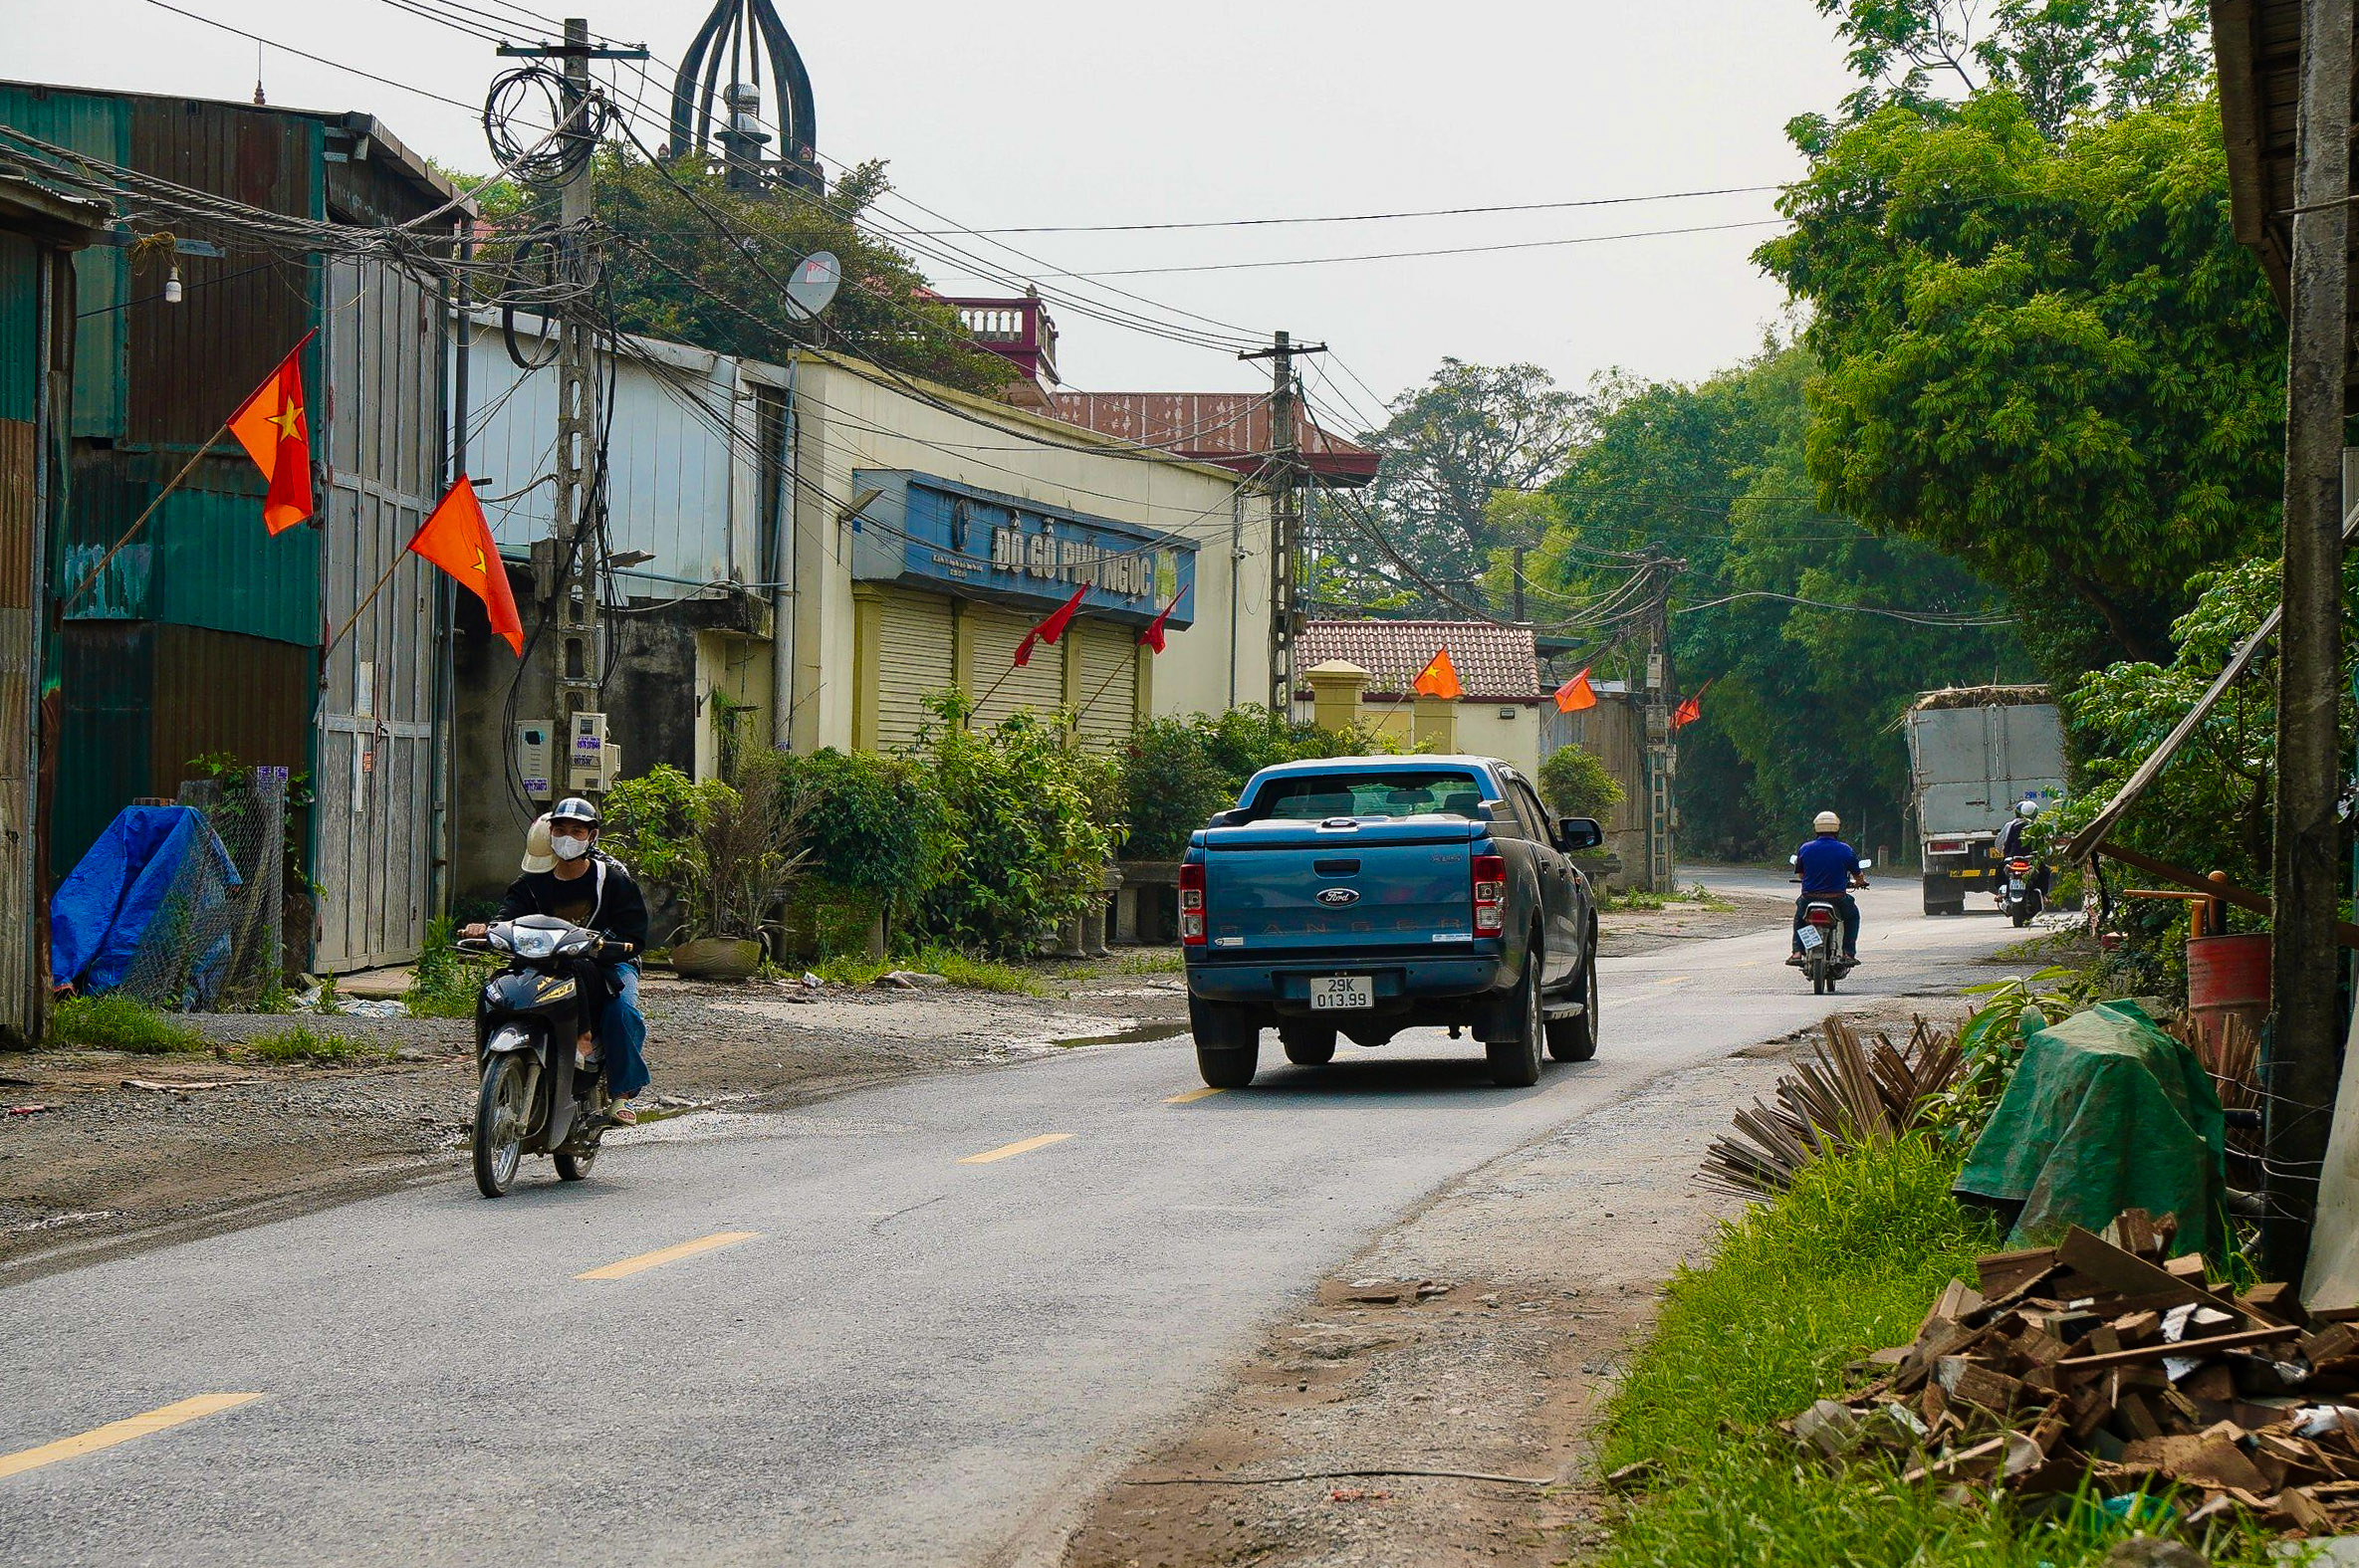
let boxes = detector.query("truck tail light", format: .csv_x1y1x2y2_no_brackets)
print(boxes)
1929,839,1965,855
1179,862,1206,946
1472,853,1507,935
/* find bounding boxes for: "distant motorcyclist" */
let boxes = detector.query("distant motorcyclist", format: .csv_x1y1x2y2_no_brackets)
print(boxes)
1787,809,1867,967
464,797,650,1124
1999,796,2052,902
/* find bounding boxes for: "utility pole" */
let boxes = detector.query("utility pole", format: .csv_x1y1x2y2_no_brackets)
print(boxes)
1512,545,1527,624
1635,552,1684,893
499,20,646,796
2266,0,2351,1283
1241,331,1325,717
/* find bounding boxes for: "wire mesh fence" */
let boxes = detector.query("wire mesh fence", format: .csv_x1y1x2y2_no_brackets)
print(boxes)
110,768,288,1010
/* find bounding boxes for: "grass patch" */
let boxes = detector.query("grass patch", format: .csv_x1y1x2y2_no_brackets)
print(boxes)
245,1023,391,1066
1108,949,1184,975
51,995,206,1054
404,917,491,1019
808,946,1049,997
1595,1137,2282,1567
1605,887,1669,912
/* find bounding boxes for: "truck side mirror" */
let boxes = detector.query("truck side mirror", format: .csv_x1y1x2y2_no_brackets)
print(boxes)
1557,817,1603,851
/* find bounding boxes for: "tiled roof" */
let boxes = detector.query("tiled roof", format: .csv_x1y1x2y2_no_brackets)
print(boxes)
1297,620,1541,700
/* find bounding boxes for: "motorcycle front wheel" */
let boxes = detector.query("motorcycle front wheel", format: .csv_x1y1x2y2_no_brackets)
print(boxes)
473,1054,530,1198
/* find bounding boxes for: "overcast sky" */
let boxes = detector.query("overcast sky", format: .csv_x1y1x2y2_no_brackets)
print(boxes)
5,0,1856,430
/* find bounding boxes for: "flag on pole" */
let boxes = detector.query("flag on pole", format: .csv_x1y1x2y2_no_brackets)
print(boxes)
1013,585,1087,667
409,476,523,655
1552,667,1596,713
1137,591,1183,654
1411,646,1464,700
226,335,317,535
1672,678,1714,731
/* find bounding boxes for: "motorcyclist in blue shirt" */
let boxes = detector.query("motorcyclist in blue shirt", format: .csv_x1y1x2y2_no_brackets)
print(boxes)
1787,809,1867,967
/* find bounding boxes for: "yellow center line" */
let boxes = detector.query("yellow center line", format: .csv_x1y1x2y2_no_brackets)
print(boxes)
1165,1087,1225,1105
1654,976,1690,986
577,1230,760,1281
0,1394,265,1480
959,1132,1074,1165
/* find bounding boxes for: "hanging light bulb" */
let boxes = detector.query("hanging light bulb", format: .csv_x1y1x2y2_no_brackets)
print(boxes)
163,264,183,305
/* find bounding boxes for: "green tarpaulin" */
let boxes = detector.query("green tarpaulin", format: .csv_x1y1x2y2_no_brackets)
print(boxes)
1955,1001,2229,1261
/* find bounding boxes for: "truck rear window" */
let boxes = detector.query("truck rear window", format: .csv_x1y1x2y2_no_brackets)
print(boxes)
1249,770,1488,821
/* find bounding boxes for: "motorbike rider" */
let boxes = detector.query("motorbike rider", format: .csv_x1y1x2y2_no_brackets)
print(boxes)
463,797,651,1124
1998,796,2052,902
1787,809,1867,967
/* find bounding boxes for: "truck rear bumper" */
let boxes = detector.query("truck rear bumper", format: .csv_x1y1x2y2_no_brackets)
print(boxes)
1186,955,1509,1017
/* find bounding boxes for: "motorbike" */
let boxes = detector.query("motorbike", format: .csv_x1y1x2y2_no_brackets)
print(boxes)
459,914,634,1198
1789,854,1872,996
2000,855,2044,927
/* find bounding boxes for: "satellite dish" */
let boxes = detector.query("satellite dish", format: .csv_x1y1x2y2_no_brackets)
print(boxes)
785,251,841,321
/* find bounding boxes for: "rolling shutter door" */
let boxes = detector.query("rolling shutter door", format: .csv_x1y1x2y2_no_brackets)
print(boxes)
1071,622,1137,748
874,590,956,751
968,604,1068,729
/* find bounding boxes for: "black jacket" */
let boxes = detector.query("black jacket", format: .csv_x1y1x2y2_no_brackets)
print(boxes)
495,852,649,955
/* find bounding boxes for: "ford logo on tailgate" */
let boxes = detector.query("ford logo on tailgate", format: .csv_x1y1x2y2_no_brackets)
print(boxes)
1315,887,1360,907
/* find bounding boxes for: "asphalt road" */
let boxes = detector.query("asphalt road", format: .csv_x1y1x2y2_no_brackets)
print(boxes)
1,874,2026,1567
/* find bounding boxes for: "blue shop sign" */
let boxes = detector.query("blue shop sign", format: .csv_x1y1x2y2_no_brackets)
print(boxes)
847,470,1196,630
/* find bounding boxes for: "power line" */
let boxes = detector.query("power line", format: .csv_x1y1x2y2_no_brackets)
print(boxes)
933,184,1784,235
134,0,483,113
1673,588,2014,626
1043,219,1788,280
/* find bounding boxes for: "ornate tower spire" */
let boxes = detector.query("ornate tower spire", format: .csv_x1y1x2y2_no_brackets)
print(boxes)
665,0,821,194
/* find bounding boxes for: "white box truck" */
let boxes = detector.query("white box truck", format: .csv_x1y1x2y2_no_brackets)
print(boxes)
1904,686,2066,916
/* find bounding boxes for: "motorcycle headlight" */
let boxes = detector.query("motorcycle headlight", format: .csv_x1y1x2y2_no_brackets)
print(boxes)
510,927,560,960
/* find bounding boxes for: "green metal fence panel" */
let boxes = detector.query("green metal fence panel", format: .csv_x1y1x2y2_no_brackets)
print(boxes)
0,234,36,424
61,452,319,643
0,87,129,440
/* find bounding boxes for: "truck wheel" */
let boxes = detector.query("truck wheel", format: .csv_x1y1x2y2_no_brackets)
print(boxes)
1486,932,1545,1088
1190,996,1259,1089
1280,1024,1337,1065
1546,940,1599,1063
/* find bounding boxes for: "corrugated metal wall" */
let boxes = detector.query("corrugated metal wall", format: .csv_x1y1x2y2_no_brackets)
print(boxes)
60,456,319,639
465,333,740,594
0,235,36,423
0,86,130,439
967,604,1066,731
313,252,441,970
1070,623,1136,748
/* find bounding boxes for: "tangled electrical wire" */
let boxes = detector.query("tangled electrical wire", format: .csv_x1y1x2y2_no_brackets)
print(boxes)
483,65,612,187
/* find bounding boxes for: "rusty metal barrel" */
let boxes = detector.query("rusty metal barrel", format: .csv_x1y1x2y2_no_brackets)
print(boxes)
2187,931,2270,1048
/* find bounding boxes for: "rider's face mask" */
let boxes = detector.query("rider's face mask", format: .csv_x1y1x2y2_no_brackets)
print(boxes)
551,828,592,861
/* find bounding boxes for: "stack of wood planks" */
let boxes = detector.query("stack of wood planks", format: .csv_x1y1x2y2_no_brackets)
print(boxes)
1785,1210,2359,1534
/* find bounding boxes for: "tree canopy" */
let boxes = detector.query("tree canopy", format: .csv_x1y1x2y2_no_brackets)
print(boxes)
470,148,1015,395
1758,90,2283,672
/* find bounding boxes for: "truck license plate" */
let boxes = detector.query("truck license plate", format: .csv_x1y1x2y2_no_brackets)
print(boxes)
1309,976,1374,1010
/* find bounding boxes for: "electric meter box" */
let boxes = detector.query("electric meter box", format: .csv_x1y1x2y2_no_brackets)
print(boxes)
515,721,555,801
567,711,618,793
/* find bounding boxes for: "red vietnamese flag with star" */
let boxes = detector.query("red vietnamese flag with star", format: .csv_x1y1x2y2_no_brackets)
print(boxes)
225,335,317,535
409,476,523,654
1553,667,1596,713
1013,585,1087,668
1411,646,1464,700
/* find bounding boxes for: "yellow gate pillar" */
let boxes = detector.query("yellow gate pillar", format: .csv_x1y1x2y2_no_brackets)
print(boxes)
1304,660,1370,734
1412,695,1459,753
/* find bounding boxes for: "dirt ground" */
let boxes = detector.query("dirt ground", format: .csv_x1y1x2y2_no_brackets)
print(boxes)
0,961,1189,1277
1591,888,1792,960
1058,1001,1959,1568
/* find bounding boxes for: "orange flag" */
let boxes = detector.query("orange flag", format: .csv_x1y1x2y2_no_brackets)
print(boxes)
410,477,523,655
1672,678,1713,731
226,334,317,535
1553,667,1597,713
1412,646,1464,700
1014,585,1087,667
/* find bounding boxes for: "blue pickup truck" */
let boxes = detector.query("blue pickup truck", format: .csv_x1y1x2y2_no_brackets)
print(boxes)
1179,755,1603,1089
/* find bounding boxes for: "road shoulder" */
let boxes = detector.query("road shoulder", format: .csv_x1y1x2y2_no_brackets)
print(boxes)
1057,1006,1937,1568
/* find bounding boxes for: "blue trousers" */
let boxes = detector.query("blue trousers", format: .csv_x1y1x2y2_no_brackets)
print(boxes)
1792,893,1860,959
595,963,650,1099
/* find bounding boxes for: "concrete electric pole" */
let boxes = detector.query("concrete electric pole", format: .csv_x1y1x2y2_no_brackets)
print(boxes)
498,19,646,796
2266,0,2351,1282
1241,331,1325,718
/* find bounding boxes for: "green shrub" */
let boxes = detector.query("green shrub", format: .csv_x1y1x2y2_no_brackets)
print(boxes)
809,944,1046,997
1115,705,1401,860
907,692,1118,956
777,748,947,919
601,764,708,893
405,916,490,1019
1536,742,1626,821
51,995,205,1053
247,1024,389,1066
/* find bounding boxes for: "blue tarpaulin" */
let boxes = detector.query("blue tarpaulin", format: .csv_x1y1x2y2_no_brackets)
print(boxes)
50,804,239,1003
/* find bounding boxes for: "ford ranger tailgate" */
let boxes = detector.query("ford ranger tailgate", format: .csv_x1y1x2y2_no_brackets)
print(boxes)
1200,815,1480,957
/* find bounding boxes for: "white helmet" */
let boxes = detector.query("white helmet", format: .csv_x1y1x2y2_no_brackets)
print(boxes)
520,813,556,873
2015,798,2040,820
1813,810,1841,834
